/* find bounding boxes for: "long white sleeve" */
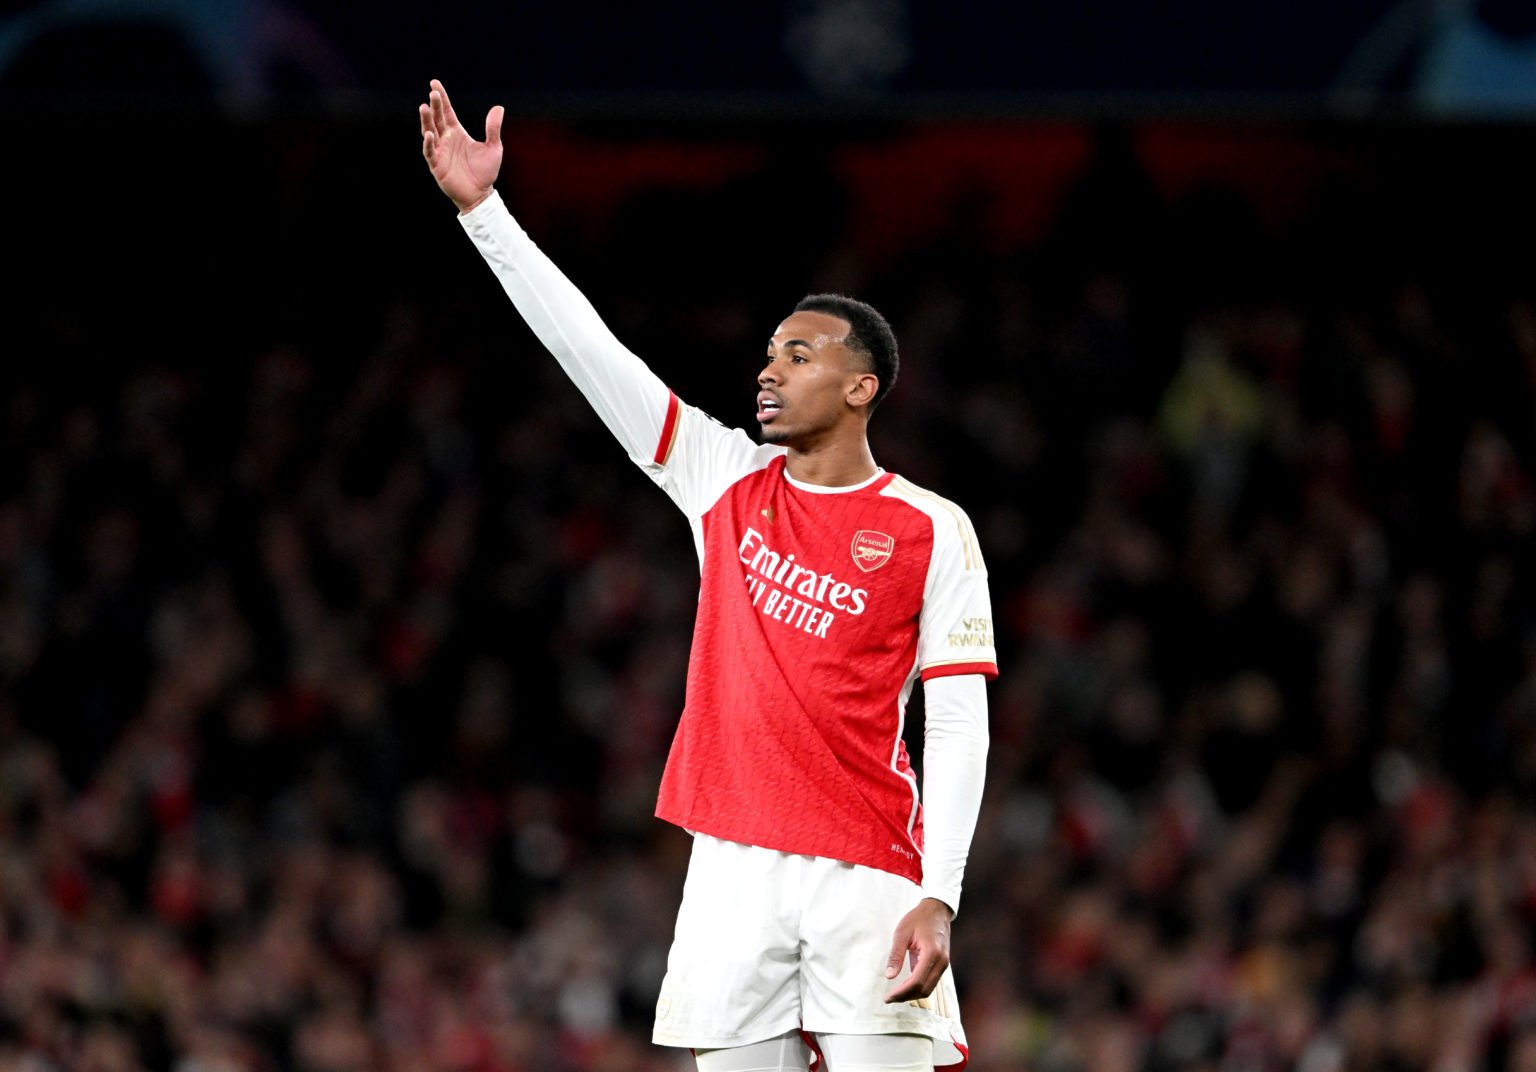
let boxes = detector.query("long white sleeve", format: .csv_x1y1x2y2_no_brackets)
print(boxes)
920,673,989,915
457,190,672,466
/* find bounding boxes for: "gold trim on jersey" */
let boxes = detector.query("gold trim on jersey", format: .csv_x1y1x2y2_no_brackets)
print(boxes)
887,476,983,571
922,657,996,669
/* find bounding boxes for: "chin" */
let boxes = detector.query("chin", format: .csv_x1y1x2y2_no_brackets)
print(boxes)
758,424,791,445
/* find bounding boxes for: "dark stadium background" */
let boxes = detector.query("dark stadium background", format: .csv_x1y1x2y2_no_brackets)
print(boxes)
5,3,1536,1071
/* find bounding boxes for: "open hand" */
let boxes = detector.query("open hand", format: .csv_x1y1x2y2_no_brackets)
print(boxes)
419,78,503,213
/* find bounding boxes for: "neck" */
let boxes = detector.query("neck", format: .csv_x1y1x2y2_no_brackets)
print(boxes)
782,438,879,487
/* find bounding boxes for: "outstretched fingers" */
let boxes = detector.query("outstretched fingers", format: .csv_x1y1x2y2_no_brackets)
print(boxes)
429,79,461,137
419,103,437,161
419,78,503,211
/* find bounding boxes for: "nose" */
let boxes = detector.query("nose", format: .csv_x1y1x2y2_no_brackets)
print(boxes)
758,361,779,386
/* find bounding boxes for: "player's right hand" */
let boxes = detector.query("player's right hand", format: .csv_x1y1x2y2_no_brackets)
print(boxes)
419,78,503,214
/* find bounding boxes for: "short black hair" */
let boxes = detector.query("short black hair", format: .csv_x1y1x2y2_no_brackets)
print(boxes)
794,293,899,411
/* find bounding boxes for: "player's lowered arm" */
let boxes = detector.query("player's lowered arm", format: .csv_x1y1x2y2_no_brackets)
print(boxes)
919,673,989,915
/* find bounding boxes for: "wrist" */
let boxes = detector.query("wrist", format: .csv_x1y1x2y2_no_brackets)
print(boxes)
920,896,955,920
455,188,494,215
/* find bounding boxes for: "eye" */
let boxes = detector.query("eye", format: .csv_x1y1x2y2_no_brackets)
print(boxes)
791,354,808,364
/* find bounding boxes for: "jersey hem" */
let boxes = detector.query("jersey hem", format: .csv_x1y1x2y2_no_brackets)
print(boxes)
656,816,923,886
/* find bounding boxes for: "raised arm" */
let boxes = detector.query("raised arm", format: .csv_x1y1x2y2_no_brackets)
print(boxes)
418,79,674,470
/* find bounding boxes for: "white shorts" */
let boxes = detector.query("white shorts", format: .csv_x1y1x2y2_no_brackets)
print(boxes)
652,834,968,1067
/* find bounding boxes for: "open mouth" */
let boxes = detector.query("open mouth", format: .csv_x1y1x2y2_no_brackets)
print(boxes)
757,394,782,422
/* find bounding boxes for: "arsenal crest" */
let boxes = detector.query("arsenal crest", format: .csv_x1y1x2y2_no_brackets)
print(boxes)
851,530,895,572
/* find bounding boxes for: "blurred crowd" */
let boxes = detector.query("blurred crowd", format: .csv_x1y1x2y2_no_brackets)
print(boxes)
4,122,1536,1072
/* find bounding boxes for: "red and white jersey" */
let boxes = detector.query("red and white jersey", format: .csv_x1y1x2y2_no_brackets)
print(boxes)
648,399,996,883
460,193,997,886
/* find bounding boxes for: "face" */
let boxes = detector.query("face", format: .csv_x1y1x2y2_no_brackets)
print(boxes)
755,310,876,446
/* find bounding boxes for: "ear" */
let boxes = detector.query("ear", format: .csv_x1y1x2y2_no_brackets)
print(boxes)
846,372,880,409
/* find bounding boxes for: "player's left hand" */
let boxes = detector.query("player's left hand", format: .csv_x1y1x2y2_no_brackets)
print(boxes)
882,897,953,1002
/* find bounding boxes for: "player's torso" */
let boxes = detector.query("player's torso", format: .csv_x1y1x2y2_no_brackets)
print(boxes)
696,459,935,708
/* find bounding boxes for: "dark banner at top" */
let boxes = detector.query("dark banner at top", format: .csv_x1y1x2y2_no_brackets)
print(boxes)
2,0,1535,118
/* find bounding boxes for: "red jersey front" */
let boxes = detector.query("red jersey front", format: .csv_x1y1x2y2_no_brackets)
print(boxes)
648,397,998,885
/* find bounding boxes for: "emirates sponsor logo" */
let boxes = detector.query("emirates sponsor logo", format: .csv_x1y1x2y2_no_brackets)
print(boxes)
737,527,869,636
851,530,895,572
